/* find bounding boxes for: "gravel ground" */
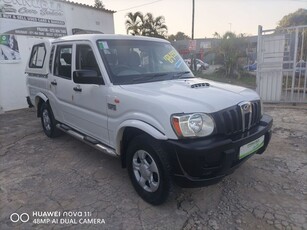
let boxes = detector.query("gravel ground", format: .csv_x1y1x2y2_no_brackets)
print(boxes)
0,105,306,230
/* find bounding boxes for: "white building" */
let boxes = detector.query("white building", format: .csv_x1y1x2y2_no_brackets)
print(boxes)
0,0,115,112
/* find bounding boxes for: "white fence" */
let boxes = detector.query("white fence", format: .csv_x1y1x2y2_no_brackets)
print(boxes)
257,25,307,103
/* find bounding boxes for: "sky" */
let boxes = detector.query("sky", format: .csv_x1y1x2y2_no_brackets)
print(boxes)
74,0,307,38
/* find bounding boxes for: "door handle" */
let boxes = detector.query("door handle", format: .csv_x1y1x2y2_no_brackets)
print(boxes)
51,80,57,86
73,86,82,92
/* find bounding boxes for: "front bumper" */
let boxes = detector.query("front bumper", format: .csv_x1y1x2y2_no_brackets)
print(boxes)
163,114,273,187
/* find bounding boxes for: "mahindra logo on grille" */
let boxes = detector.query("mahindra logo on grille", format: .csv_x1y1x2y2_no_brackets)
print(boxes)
242,104,250,112
239,102,251,113
238,101,252,131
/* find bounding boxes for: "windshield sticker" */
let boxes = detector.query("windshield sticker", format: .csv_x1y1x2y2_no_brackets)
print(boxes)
142,56,149,65
163,50,178,63
98,41,109,50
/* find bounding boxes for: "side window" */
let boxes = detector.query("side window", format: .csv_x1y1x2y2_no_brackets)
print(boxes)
29,43,46,68
54,45,72,79
76,44,102,77
49,45,55,73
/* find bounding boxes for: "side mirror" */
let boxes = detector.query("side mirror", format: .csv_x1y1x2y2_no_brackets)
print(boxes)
73,70,104,85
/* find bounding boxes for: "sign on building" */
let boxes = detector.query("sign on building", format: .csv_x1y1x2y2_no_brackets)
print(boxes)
0,0,67,38
0,34,20,62
0,0,115,112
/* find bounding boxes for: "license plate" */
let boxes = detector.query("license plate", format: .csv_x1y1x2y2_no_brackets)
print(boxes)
239,135,265,159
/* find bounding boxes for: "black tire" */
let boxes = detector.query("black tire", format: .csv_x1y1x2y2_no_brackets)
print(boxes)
126,135,171,205
40,102,61,138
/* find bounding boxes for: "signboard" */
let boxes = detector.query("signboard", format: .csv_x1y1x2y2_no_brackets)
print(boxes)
0,0,67,37
0,34,21,63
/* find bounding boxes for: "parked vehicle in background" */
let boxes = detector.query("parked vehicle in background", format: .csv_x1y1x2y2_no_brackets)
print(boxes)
26,34,273,205
184,58,209,71
243,62,257,71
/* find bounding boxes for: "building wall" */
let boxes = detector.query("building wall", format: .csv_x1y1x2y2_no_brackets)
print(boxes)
0,0,114,113
0,37,45,112
64,3,115,35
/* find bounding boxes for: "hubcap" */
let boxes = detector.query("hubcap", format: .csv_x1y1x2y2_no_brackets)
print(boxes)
132,150,160,192
42,109,51,131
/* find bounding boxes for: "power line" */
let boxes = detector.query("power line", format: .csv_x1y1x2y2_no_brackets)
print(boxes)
116,0,162,12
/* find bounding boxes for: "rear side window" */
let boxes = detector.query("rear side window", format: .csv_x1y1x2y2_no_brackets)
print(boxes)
29,43,46,68
53,45,72,79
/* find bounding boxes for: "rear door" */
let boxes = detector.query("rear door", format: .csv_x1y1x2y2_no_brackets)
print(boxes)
48,44,74,123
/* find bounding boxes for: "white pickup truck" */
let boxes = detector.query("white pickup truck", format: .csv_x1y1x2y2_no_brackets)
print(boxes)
26,34,273,205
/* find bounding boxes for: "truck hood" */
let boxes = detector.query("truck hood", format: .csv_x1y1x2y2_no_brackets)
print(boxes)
120,78,259,113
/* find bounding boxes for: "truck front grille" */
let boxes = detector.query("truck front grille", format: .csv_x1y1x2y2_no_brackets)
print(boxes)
212,100,262,136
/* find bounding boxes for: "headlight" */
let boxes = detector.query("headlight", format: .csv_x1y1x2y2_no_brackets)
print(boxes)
171,113,215,138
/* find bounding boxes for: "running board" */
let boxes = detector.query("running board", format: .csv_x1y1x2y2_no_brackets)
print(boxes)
56,124,118,157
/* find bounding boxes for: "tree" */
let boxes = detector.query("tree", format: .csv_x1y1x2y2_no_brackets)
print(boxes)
212,32,221,39
277,9,307,62
168,32,191,41
94,0,104,9
215,32,247,78
277,8,307,28
142,13,168,38
125,12,144,36
125,12,168,39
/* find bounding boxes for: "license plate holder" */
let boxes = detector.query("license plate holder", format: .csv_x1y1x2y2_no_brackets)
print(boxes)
239,135,265,159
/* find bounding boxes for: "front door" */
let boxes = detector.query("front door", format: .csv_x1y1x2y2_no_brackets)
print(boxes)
71,43,109,144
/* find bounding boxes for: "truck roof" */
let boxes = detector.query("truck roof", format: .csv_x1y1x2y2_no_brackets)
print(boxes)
52,34,169,44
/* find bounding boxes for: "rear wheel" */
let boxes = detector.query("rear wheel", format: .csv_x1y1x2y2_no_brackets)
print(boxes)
127,135,171,205
40,102,61,138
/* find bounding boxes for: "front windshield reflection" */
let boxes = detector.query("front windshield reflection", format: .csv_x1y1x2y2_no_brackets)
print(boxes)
97,39,193,84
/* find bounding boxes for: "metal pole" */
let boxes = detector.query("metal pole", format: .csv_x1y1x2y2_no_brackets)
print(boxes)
191,0,195,71
192,0,195,40
303,29,307,100
291,28,299,102
256,25,262,95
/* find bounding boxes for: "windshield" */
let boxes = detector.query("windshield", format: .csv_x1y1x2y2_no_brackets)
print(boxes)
97,39,193,85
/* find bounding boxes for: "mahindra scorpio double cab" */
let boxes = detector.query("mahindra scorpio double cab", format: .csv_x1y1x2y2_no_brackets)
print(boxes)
26,34,273,205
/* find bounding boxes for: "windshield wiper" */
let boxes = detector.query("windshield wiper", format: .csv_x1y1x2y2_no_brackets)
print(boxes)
132,73,169,83
172,71,193,79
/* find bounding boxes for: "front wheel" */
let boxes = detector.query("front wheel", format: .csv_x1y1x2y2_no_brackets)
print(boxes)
126,135,171,205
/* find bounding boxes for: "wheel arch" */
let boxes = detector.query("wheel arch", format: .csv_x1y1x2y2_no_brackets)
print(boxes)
116,120,168,168
35,92,49,117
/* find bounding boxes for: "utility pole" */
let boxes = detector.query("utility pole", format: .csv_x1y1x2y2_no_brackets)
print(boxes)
191,0,196,71
229,23,232,32
192,0,195,40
